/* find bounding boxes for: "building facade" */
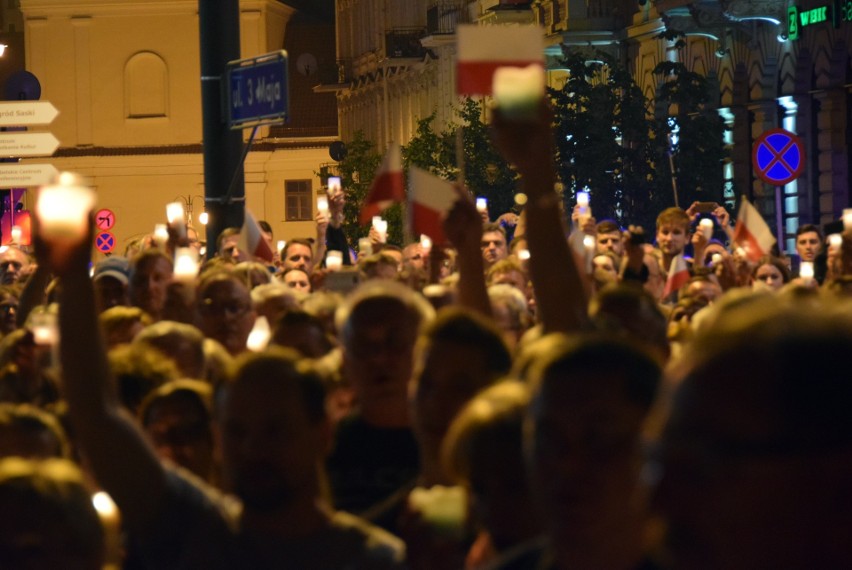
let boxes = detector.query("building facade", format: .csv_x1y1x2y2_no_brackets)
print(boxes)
332,0,851,252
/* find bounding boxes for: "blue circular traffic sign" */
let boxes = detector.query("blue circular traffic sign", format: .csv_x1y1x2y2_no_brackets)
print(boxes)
95,231,116,254
752,128,805,186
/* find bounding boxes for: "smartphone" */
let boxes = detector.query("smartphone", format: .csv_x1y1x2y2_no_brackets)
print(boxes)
694,202,719,214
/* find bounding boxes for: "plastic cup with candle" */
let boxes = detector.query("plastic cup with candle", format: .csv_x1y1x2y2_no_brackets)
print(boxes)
829,234,842,252
30,310,58,346
372,217,387,243
153,224,169,248
326,250,343,271
476,197,488,213
518,248,531,261
173,247,199,282
711,253,723,266
36,172,97,244
10,225,21,244
843,209,852,232
576,190,591,225
166,202,186,239
699,218,714,240
359,237,373,257
328,176,342,197
420,234,432,256
246,316,271,352
800,261,815,285
277,240,286,256
492,63,545,121
317,195,330,216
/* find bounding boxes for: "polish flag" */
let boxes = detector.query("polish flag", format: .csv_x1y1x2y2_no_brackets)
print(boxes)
359,143,405,225
408,167,457,245
456,25,544,96
662,254,690,299
733,198,776,262
239,209,274,262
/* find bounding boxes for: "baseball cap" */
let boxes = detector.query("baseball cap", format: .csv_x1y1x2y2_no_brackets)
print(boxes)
93,256,130,285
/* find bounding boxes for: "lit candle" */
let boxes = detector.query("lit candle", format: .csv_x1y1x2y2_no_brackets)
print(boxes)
372,217,387,243
711,253,723,266
246,316,271,352
317,195,329,216
699,218,714,240
829,234,842,251
326,250,343,271
166,202,186,239
173,247,199,281
518,248,531,261
277,240,286,256
30,310,58,346
198,211,209,225
492,63,545,121
420,234,432,256
583,234,596,255
408,485,468,539
843,209,852,232
576,191,590,208
10,225,21,244
576,190,591,225
359,237,373,257
153,224,169,248
35,172,96,242
328,176,342,197
800,261,814,284
476,197,488,213
514,193,528,207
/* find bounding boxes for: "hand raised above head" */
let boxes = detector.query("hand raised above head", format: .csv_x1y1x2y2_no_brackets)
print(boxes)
490,101,554,179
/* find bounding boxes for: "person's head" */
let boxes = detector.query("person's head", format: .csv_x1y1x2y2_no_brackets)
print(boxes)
251,282,302,325
795,224,823,262
281,267,311,293
443,381,539,552
133,320,206,380
596,220,624,256
654,303,852,569
380,245,403,269
108,343,179,415
752,256,791,292
358,252,399,281
481,223,508,268
402,242,426,271
488,284,532,352
486,259,530,299
215,349,329,512
337,280,435,426
412,308,512,477
0,457,104,569
282,239,314,273
139,380,215,481
272,310,334,358
216,227,246,262
258,219,274,250
0,403,69,460
98,306,152,349
129,249,173,320
232,261,271,290
0,247,30,286
196,272,256,356
0,287,18,336
590,284,670,363
93,256,130,313
682,274,722,305
525,335,660,560
656,207,690,258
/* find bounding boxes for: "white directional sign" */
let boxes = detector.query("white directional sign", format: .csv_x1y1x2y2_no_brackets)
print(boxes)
0,163,58,187
0,101,59,126
0,132,60,157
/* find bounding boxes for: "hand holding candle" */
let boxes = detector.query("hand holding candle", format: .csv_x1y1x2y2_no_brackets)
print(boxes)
166,202,187,240
492,64,546,121
326,250,343,271
372,216,387,243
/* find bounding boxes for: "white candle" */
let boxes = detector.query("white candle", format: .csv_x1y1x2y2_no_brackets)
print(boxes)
576,191,591,224
359,237,373,257
153,224,169,248
583,234,596,254
173,247,199,281
576,191,590,208
198,211,209,225
277,240,286,255
829,234,842,251
518,248,531,261
800,261,814,283
843,209,852,232
317,195,329,216
699,218,714,240
326,250,343,271
476,197,488,213
10,225,21,244
420,234,432,256
166,202,186,239
36,172,96,242
30,310,58,346
492,63,545,121
328,176,342,197
246,316,271,352
372,218,387,243
711,253,723,265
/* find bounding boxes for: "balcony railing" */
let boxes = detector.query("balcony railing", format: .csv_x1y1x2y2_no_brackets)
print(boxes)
385,27,428,59
426,1,472,34
316,59,352,86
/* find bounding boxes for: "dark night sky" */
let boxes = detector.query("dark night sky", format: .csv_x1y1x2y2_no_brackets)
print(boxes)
281,0,335,21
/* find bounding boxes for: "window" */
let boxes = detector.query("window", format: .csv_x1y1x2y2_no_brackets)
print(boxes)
285,180,313,221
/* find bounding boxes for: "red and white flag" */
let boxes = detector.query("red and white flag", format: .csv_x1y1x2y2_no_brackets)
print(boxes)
239,209,274,262
359,143,405,225
662,254,690,299
732,198,776,262
456,25,544,96
408,167,457,245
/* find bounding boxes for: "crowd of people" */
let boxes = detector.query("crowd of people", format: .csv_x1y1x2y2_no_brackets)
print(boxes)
1,103,852,570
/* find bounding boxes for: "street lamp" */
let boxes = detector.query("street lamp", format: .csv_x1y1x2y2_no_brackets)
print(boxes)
173,195,207,227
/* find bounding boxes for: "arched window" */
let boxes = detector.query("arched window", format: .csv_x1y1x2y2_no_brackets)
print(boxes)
125,51,168,118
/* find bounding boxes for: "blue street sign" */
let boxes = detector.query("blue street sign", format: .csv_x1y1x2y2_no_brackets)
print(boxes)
95,231,116,254
226,51,290,129
752,128,805,186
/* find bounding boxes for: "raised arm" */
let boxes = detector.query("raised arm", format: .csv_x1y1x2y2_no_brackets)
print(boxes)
42,217,168,533
443,186,492,317
491,104,589,333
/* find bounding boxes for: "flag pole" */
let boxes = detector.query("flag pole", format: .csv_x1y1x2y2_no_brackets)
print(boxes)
667,132,679,208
